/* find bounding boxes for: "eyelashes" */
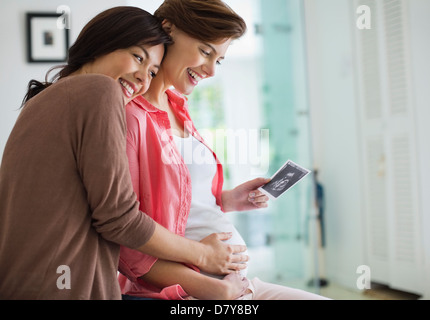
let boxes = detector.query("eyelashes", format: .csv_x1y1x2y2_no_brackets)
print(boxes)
200,49,222,66
133,53,157,78
133,54,143,63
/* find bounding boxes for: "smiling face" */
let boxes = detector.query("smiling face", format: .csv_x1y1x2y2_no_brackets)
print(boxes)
78,44,165,104
161,24,232,95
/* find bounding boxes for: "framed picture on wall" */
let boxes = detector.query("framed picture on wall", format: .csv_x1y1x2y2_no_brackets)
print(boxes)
26,12,69,63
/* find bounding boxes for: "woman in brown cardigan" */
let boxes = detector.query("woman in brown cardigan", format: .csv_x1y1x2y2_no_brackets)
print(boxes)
0,6,247,300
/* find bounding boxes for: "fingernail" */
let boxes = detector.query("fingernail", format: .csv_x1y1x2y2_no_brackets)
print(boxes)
249,192,255,197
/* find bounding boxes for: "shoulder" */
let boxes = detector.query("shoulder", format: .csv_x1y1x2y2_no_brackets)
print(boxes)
62,74,122,103
125,99,152,139
62,74,119,91
125,98,149,121
62,74,124,113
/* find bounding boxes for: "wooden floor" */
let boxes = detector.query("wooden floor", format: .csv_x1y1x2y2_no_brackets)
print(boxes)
319,282,422,300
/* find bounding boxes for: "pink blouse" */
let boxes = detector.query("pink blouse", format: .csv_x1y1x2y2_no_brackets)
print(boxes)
118,90,224,299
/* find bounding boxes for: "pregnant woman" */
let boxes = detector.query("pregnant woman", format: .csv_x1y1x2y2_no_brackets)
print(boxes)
118,0,329,301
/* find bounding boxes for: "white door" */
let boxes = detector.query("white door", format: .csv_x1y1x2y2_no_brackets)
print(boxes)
355,0,424,295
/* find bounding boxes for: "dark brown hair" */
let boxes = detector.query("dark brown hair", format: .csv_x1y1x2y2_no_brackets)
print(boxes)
154,0,247,43
22,6,172,106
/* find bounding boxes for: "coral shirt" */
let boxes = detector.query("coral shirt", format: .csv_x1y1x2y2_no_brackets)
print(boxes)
118,90,224,299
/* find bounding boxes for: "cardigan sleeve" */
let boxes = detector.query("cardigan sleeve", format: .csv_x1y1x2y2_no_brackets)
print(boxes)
69,75,156,249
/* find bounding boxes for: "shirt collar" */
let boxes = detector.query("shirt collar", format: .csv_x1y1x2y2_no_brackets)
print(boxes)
130,89,194,133
131,95,160,113
131,90,188,116
165,89,192,124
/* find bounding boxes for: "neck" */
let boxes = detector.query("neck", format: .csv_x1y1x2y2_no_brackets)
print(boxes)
70,61,95,77
143,70,171,112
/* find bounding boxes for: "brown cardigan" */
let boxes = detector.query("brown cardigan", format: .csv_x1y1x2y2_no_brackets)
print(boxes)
0,74,155,299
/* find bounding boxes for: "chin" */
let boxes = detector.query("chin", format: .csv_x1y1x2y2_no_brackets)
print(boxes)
182,87,195,96
172,82,193,95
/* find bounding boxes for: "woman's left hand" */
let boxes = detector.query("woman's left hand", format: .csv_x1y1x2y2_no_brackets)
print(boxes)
222,177,271,212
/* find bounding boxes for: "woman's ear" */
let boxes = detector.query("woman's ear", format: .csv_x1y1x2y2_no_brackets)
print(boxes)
161,19,174,35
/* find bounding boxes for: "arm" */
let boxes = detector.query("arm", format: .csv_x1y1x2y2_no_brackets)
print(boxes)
140,259,249,300
222,178,271,212
137,228,248,276
124,109,248,276
75,76,246,275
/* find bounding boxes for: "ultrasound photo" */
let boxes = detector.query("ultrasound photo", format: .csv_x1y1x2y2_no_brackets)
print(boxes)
259,160,311,200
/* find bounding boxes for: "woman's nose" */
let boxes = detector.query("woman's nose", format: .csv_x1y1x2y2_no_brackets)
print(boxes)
202,60,217,78
135,69,150,93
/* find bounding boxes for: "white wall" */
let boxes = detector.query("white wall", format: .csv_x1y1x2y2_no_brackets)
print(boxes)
0,0,127,159
128,0,163,14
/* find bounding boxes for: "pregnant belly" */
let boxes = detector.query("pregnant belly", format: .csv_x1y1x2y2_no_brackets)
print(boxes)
184,207,248,278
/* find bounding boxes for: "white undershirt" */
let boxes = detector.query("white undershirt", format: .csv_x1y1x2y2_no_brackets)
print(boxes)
173,134,248,278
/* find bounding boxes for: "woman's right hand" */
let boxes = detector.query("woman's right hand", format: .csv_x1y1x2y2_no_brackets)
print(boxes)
221,273,250,300
198,232,249,275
